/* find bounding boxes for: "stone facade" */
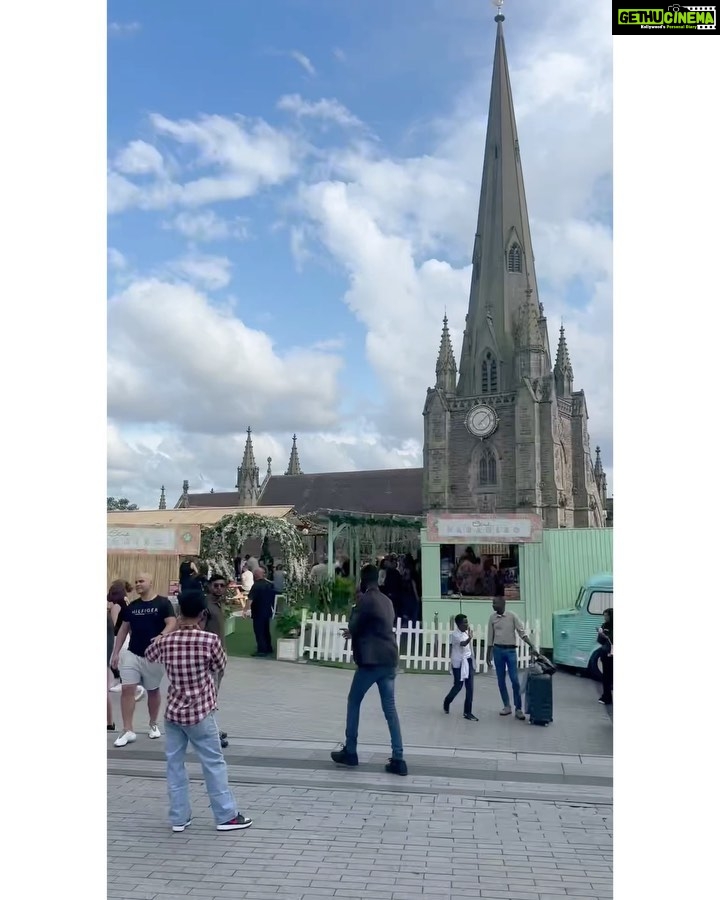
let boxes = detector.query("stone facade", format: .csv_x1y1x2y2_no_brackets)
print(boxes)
422,21,605,528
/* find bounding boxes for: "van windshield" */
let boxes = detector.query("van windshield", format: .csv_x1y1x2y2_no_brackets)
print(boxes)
588,590,613,615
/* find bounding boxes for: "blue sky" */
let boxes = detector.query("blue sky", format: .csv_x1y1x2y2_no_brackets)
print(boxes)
107,0,612,508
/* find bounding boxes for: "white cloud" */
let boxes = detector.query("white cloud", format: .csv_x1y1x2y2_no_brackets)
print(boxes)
108,247,127,270
290,50,316,76
333,48,347,63
166,254,232,290
277,94,362,129
163,210,248,243
109,22,140,37
108,115,302,214
107,278,343,435
114,140,165,177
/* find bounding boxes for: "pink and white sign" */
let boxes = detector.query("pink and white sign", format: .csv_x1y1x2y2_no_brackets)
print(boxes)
426,513,543,544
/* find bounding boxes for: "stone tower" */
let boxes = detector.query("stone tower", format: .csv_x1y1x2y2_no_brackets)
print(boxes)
236,427,261,506
285,434,303,475
158,485,166,510
422,13,604,528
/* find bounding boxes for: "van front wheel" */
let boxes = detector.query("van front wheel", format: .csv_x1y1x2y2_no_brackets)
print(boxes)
587,649,604,682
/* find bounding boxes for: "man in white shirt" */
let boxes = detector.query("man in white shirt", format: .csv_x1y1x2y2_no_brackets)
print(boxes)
443,614,478,721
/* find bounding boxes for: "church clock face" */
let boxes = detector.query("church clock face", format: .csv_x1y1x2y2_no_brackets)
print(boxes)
466,404,498,439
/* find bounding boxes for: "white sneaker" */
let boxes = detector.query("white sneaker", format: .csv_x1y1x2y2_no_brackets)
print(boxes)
134,685,146,702
109,684,122,693
148,724,162,739
114,730,137,748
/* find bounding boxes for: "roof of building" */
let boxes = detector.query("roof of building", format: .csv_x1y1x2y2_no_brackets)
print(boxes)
257,469,424,517
107,506,295,526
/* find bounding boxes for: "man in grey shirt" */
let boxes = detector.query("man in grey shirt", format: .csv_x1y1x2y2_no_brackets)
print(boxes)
485,597,536,719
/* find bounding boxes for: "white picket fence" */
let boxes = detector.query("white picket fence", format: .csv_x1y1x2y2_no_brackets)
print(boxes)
298,609,540,673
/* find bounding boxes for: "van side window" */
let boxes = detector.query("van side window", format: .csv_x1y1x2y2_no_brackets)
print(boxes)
588,591,613,615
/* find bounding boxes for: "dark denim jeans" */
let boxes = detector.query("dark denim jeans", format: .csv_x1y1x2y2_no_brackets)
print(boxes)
493,646,522,710
444,665,474,715
345,665,404,759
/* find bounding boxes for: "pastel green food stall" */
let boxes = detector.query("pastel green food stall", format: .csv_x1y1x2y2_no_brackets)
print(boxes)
420,514,612,654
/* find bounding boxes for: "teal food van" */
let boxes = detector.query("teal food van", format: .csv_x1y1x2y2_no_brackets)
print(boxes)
552,573,613,678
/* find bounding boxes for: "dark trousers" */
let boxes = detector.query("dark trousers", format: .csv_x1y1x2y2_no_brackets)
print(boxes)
444,665,474,715
252,615,273,654
600,654,613,703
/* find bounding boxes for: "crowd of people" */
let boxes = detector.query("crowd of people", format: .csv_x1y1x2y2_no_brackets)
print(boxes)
107,546,611,836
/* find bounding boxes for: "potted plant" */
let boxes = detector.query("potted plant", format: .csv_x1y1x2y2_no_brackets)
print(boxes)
274,609,303,661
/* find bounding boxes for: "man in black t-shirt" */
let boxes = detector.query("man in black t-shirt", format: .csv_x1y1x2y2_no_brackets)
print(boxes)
109,573,177,748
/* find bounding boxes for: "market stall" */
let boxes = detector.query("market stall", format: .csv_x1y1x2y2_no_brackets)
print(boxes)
107,506,295,595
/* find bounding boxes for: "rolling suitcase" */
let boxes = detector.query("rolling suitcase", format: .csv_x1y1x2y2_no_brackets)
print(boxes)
525,655,555,726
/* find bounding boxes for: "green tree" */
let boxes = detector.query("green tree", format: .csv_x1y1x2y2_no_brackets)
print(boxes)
107,497,139,511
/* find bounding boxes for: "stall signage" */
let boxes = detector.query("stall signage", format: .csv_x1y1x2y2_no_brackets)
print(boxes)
426,513,542,544
107,525,200,555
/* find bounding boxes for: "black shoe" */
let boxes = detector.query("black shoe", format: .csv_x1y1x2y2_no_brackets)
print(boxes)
443,701,450,714
463,713,479,721
220,731,228,740
385,758,408,776
107,723,115,732
330,746,359,767
220,738,229,749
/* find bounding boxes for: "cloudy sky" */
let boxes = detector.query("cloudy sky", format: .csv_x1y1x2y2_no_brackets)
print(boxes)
107,0,612,509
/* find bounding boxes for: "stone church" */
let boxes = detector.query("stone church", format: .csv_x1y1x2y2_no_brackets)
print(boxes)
172,17,609,528
422,17,606,528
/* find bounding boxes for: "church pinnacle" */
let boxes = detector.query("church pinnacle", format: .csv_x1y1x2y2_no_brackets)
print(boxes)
435,315,457,394
285,434,303,476
236,426,261,506
158,485,166,510
554,325,574,396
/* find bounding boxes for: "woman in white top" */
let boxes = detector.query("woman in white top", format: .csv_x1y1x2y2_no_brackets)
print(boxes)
443,614,478,721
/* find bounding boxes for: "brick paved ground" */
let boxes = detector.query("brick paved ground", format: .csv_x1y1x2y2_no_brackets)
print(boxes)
108,657,612,757
108,658,612,899
108,773,612,900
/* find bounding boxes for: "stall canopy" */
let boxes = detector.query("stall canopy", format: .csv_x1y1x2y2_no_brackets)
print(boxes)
307,508,424,580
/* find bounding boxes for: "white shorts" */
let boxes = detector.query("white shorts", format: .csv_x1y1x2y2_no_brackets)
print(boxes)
119,649,165,691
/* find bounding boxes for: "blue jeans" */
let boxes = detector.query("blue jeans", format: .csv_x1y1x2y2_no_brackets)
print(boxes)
345,666,404,759
493,647,522,710
164,713,237,827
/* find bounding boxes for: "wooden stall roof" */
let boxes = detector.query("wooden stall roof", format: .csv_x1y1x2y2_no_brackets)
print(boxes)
107,506,295,527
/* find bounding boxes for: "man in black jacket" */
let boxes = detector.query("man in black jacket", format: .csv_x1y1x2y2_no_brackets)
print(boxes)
331,565,407,776
248,567,276,657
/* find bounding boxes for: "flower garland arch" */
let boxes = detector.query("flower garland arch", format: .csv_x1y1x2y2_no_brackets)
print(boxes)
200,512,309,603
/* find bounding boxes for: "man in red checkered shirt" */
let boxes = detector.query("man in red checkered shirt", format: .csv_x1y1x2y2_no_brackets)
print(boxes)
145,587,253,833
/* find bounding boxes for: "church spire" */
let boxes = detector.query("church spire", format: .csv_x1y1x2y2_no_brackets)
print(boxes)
285,434,303,475
554,325,574,396
594,445,608,510
236,427,261,506
435,315,457,394
457,8,542,395
158,485,166,510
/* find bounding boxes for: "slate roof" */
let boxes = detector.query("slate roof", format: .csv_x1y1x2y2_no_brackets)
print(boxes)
258,469,424,517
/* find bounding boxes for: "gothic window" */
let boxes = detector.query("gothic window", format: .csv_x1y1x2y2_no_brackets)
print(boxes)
481,351,498,394
507,243,522,273
479,451,498,487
